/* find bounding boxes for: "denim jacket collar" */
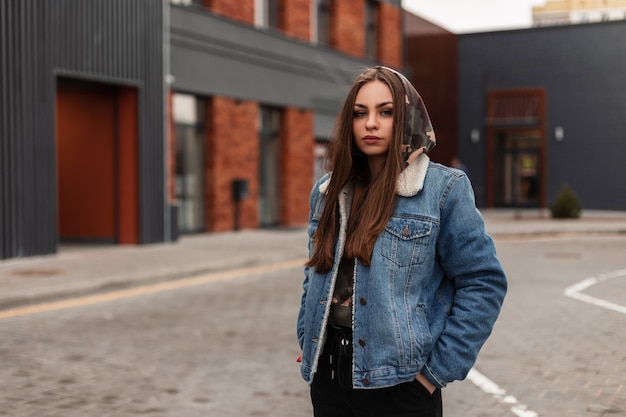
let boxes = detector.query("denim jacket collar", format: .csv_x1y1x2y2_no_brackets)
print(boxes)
318,153,430,198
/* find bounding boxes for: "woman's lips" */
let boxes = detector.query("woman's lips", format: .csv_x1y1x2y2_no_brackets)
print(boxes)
363,135,381,144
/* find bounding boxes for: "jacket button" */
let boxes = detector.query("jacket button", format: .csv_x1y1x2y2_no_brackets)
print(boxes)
363,377,370,386
359,339,365,346
402,224,410,237
359,297,366,305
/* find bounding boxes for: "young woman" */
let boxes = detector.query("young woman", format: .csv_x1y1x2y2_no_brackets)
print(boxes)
297,66,507,417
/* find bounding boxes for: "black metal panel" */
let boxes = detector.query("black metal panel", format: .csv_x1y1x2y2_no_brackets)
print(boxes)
138,0,167,244
0,0,44,259
0,0,165,259
0,1,8,258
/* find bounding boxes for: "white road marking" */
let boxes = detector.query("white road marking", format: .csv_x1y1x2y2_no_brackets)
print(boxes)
564,269,626,315
471,269,626,416
467,368,539,417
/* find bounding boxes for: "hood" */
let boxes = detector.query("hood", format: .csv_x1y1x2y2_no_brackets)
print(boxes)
388,67,437,155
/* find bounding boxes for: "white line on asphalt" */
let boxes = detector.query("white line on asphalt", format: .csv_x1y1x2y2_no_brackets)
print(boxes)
467,268,626,416
564,269,626,315
467,368,539,417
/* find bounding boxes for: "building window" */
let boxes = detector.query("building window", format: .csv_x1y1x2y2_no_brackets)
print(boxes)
173,93,205,233
314,0,331,46
259,106,281,227
365,0,379,60
255,0,279,29
169,0,203,6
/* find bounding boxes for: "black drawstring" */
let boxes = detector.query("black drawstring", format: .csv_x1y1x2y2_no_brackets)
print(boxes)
327,325,353,389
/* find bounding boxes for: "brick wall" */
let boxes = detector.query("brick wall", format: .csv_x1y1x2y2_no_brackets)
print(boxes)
203,101,312,231
328,1,403,66
331,0,365,58
279,0,310,41
204,0,254,24
378,2,402,68
280,108,314,227
181,0,404,234
205,97,260,232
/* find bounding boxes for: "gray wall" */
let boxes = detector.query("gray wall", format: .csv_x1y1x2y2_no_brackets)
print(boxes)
458,20,626,210
169,6,381,139
0,0,165,259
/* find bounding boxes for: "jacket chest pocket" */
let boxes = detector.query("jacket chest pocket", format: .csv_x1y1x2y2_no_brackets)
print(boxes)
380,218,432,267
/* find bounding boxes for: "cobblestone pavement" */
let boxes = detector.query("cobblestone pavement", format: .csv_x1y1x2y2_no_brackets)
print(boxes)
469,235,626,417
1,209,626,416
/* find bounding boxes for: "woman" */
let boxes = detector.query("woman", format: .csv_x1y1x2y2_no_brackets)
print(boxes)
297,66,507,416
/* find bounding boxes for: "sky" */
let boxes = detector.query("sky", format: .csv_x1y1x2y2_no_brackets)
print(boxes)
402,0,550,33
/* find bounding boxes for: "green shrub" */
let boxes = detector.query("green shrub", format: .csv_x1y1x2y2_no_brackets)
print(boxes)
550,184,582,219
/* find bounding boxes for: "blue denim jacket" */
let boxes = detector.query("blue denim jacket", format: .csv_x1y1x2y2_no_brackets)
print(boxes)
297,154,507,389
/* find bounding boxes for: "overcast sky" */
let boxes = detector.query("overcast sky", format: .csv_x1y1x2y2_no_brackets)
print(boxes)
402,0,549,33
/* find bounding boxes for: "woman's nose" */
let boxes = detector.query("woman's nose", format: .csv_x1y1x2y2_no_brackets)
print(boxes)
366,115,378,130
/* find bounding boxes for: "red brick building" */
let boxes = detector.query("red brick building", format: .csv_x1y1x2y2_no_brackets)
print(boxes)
170,0,404,234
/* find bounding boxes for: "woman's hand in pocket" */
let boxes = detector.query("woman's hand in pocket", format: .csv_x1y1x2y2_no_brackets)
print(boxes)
415,373,436,394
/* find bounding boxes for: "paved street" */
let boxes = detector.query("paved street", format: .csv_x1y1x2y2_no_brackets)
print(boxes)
0,267,309,416
461,235,626,417
1,211,625,416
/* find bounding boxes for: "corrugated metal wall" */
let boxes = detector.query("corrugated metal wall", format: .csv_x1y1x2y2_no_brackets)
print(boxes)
0,0,166,259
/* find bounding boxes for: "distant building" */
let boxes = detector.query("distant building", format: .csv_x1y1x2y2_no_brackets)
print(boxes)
405,8,626,212
457,20,626,211
533,0,626,26
403,12,458,169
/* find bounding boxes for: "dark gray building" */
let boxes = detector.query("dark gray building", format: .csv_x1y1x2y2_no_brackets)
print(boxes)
1,0,166,260
457,20,626,211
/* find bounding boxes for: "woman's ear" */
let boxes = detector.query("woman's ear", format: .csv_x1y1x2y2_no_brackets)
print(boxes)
405,147,426,166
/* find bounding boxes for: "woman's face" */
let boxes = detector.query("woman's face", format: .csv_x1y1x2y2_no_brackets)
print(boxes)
352,80,395,164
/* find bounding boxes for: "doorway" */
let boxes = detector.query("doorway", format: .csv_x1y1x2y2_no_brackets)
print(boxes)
486,88,546,208
56,78,138,244
493,130,541,207
173,93,205,234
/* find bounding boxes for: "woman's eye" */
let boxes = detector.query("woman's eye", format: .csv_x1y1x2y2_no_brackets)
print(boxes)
353,111,367,118
381,109,393,117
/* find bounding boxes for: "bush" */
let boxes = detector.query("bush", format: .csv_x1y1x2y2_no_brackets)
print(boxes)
550,184,582,219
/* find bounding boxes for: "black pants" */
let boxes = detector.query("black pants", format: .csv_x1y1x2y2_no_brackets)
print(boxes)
311,326,442,417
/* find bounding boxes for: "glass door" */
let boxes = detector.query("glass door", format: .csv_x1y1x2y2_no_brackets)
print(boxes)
173,94,205,233
493,130,541,208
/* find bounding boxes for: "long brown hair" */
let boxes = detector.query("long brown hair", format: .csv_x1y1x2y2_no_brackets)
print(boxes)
306,67,407,273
